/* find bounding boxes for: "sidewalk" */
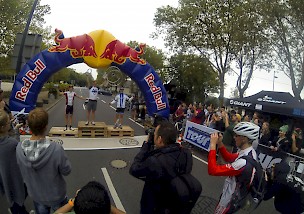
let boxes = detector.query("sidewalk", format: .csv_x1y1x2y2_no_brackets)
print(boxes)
37,91,63,112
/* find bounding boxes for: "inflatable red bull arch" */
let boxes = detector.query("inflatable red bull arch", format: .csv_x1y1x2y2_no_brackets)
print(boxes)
9,29,170,118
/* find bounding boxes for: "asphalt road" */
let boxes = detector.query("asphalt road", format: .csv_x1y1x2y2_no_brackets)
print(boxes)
46,87,146,136
0,87,278,213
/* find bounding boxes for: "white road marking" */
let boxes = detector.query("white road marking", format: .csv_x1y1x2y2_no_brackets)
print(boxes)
110,106,116,110
193,154,208,165
129,118,145,128
101,167,126,212
101,100,106,103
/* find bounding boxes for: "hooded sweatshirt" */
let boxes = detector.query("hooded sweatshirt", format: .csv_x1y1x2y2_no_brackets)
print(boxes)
16,138,71,206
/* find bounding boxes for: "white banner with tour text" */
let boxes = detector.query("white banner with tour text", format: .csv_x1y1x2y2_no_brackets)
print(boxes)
183,121,218,152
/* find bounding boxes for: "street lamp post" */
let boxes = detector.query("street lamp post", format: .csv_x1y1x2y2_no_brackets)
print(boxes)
272,70,278,91
16,0,39,73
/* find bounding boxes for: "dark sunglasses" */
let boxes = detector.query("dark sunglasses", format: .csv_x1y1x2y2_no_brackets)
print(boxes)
233,133,241,138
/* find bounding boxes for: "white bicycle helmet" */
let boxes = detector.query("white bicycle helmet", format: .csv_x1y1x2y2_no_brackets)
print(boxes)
233,122,260,140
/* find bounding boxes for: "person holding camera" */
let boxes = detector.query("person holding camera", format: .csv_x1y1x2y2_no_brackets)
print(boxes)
208,122,260,214
129,120,194,214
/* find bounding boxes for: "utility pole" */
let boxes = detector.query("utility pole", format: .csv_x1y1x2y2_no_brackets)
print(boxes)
272,70,278,91
16,0,39,73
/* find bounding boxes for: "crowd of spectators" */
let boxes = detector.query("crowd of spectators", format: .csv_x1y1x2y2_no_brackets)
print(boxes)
0,108,125,214
172,102,304,158
1,93,304,213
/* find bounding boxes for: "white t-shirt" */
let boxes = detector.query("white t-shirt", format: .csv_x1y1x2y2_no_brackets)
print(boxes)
64,91,76,106
89,86,99,100
111,93,133,108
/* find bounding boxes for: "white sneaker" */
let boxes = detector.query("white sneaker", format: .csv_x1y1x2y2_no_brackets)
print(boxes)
69,126,74,130
119,124,122,129
91,121,95,125
85,121,89,125
114,123,118,129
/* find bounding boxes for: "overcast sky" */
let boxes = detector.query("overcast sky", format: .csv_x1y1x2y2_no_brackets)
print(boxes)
40,0,300,98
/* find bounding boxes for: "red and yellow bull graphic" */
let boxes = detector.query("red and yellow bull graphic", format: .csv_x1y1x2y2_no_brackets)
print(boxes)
48,29,146,68
100,40,146,65
48,29,98,58
10,29,169,118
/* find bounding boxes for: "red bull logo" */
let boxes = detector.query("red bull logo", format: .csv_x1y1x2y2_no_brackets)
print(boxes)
15,59,46,102
48,29,97,58
100,40,146,65
144,73,166,110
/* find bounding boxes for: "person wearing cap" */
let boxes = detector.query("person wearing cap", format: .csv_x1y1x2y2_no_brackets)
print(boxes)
221,110,241,152
208,122,260,214
109,87,133,129
270,125,290,153
86,80,100,125
61,85,85,130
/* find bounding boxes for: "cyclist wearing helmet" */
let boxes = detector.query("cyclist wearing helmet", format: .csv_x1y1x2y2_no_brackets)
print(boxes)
208,122,260,214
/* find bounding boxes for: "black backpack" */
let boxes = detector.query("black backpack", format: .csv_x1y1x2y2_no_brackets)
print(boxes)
231,155,267,213
156,146,202,214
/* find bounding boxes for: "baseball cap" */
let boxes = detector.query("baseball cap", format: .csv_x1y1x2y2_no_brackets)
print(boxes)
279,125,289,133
293,128,302,136
235,114,242,122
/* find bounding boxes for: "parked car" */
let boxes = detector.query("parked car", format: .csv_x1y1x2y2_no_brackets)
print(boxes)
98,88,112,96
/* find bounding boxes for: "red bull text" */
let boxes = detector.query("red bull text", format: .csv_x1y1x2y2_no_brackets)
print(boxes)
100,40,146,65
15,59,46,102
48,29,97,58
144,73,166,110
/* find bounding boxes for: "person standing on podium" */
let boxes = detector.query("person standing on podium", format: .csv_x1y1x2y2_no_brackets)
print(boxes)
86,80,99,125
110,87,133,129
61,85,85,131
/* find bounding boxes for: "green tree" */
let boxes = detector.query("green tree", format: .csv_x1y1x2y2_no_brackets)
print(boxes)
168,54,219,103
153,0,233,103
126,41,166,71
262,0,304,101
153,0,271,102
0,0,51,56
0,0,51,75
230,1,271,98
48,67,87,86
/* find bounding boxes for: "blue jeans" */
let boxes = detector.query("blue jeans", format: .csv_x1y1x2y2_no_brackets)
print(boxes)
33,197,67,214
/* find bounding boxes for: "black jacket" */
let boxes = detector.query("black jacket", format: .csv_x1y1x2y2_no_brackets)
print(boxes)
264,161,304,214
129,142,193,214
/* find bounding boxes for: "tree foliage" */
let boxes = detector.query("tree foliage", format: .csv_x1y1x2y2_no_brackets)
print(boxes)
153,0,272,101
0,0,51,75
49,67,87,87
262,0,304,101
168,54,219,103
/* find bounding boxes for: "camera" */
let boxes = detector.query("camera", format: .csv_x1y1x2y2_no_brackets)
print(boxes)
17,114,27,125
145,114,168,144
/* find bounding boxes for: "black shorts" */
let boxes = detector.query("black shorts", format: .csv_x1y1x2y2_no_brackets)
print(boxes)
116,108,125,114
66,105,74,114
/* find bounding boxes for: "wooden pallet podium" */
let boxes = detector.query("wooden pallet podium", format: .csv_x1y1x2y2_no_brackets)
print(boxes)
78,121,108,138
107,125,134,137
48,122,135,138
48,127,78,137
